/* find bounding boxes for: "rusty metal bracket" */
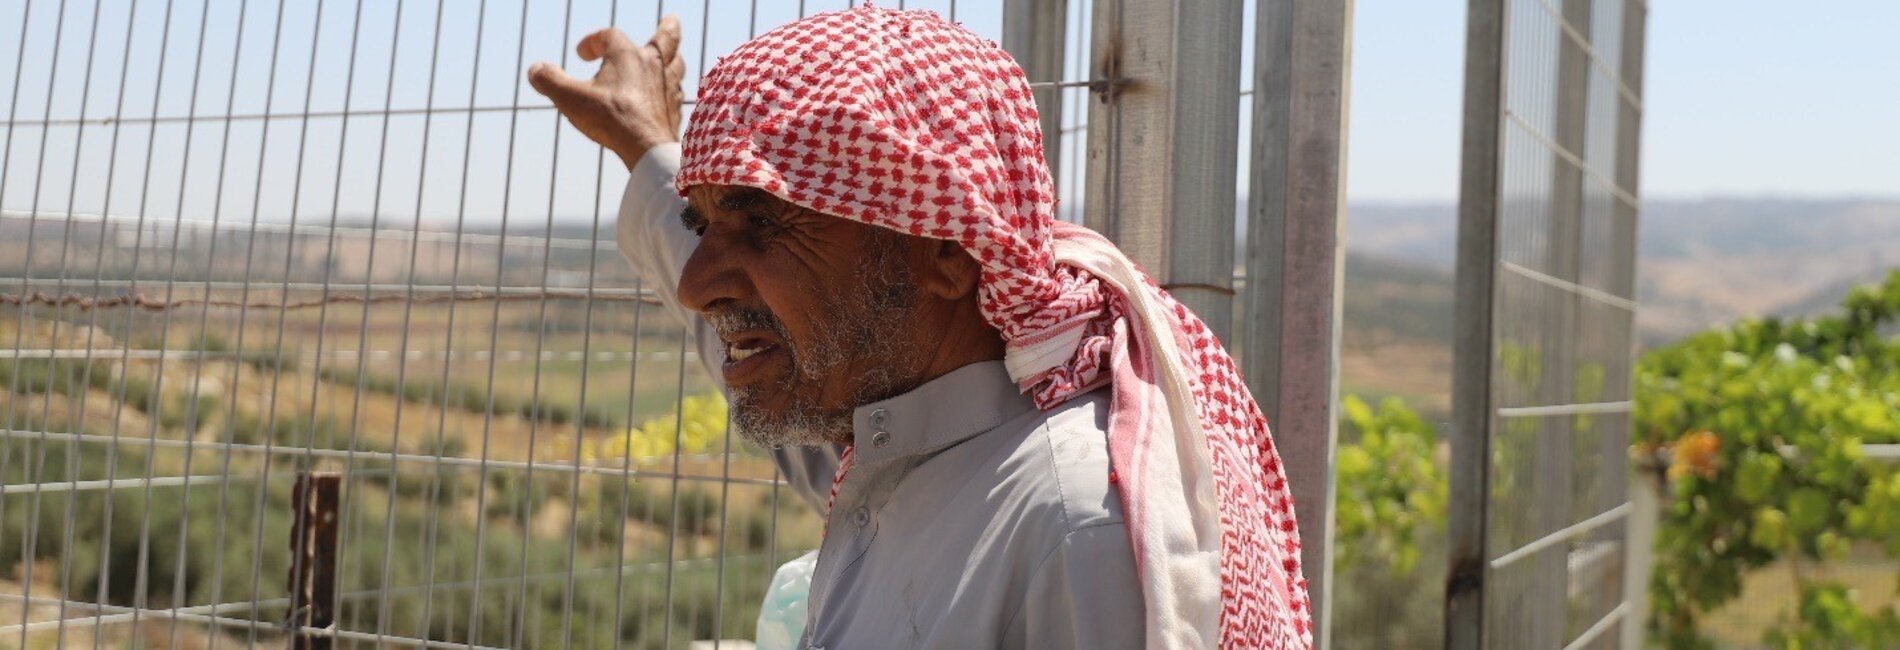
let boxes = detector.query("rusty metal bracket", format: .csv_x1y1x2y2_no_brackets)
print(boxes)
287,471,341,650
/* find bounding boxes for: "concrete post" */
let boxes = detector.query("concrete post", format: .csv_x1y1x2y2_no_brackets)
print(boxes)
1242,1,1355,646
1083,0,1245,344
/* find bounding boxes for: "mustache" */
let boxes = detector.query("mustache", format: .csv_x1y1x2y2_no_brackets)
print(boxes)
705,305,790,341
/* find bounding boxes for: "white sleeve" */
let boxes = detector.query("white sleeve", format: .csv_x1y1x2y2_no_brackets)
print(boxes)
616,143,724,384
615,143,842,513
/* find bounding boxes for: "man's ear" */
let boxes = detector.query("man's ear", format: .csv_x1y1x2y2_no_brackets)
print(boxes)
920,239,982,301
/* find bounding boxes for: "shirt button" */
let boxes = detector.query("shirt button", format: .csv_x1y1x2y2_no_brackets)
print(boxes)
852,507,870,528
870,407,890,427
871,430,892,448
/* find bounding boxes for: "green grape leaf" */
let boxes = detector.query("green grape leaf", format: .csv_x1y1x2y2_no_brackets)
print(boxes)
1735,451,1783,505
1750,507,1788,551
1786,488,1834,537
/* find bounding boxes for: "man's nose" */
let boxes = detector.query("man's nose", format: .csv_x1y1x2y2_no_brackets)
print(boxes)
676,237,751,314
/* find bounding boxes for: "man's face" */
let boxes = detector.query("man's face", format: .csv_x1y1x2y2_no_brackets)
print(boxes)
677,184,924,448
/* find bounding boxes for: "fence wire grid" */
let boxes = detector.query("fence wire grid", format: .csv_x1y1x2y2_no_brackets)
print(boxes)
0,0,1107,647
1449,0,1647,647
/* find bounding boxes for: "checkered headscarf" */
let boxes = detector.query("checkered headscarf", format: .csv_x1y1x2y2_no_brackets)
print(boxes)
677,8,1311,648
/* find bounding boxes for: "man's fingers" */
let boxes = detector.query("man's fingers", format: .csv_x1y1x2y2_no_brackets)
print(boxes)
650,15,683,61
575,30,605,61
577,27,636,63
526,62,593,107
666,56,686,85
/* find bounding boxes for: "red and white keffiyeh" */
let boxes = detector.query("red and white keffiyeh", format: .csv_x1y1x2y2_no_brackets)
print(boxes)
677,7,1311,648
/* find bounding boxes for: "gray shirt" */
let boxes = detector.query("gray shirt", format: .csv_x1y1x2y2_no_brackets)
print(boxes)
617,143,1144,649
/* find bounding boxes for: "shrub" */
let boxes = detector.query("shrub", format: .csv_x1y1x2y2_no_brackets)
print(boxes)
1330,394,1449,648
591,393,729,462
1636,270,1900,648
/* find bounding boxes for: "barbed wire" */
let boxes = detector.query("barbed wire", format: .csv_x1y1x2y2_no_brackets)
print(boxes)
0,289,662,312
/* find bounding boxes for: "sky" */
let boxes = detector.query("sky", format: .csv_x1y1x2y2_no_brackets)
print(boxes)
1,0,1895,225
1637,0,1900,200
1348,0,1900,202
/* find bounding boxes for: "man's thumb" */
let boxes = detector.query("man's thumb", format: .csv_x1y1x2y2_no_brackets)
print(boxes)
527,62,589,106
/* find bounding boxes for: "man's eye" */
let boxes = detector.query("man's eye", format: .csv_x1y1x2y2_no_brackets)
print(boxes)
748,213,778,230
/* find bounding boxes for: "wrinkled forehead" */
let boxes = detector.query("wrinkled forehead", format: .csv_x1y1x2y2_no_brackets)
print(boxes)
683,183,896,243
684,184,793,215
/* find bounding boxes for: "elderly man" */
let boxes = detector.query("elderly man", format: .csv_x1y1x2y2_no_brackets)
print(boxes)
528,8,1309,649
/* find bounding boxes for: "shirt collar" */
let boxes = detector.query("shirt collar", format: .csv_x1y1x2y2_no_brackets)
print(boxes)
848,360,1034,465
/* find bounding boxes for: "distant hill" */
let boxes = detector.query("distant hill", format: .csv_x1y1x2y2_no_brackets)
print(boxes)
1272,197,1900,413
1337,251,1455,416
158,198,1890,414
1323,197,1900,345
1341,251,1453,347
1635,199,1900,342
1339,202,1460,268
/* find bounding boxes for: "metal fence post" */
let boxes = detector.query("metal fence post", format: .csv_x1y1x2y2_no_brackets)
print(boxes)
1445,0,1506,646
1083,0,1245,343
1242,0,1355,646
289,471,341,650
1623,461,1663,650
1619,4,1653,645
1447,0,1650,644
1002,0,1069,187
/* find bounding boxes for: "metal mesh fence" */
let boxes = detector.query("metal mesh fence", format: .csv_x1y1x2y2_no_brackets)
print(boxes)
0,205,750,648
1450,0,1647,647
0,0,1099,647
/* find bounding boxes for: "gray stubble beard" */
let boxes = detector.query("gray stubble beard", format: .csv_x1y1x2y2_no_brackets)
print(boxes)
724,232,919,449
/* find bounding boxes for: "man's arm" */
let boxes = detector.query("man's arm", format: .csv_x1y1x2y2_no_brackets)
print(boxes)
615,144,713,367
530,21,839,513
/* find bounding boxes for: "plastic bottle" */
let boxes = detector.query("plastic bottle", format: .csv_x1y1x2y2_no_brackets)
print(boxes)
755,550,818,650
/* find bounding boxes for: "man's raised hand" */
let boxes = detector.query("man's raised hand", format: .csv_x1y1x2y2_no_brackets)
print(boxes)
527,16,687,171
